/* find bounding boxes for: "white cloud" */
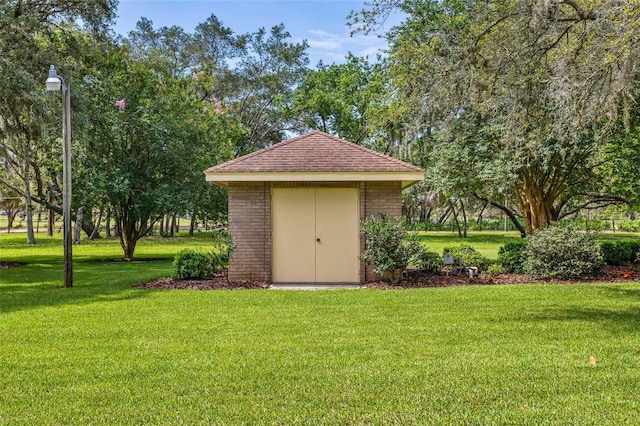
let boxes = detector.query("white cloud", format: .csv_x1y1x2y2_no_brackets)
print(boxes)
304,29,387,65
308,29,334,38
308,39,342,51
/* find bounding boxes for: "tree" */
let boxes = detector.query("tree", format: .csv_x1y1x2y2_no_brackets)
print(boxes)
125,18,195,77
290,55,377,144
230,24,309,152
0,0,116,243
83,48,239,260
124,17,309,154
353,0,640,234
599,103,640,211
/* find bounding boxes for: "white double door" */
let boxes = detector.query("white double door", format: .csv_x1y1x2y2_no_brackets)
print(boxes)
271,188,359,283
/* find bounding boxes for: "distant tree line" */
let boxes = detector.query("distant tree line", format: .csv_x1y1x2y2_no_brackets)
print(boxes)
1,0,639,259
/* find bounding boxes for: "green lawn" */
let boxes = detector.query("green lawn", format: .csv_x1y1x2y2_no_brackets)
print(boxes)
1,232,640,424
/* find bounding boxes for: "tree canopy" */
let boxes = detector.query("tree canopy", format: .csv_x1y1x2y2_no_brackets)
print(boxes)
353,0,640,233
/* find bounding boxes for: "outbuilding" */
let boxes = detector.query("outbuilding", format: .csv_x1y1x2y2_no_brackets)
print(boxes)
205,130,424,284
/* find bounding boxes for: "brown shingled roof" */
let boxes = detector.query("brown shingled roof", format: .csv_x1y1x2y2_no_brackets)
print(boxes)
205,130,424,173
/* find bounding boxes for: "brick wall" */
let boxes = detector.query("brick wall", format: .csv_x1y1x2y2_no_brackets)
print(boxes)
227,180,403,284
363,181,403,281
227,182,270,283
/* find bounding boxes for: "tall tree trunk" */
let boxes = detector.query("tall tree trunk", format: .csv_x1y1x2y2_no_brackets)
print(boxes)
459,199,468,238
449,200,462,238
74,207,83,244
170,213,176,237
189,212,196,236
425,207,433,223
118,220,138,261
472,193,527,237
23,168,35,244
515,181,559,235
89,209,103,240
7,209,17,233
158,216,165,237
47,209,54,236
476,202,487,225
78,212,100,239
438,206,452,225
105,211,112,237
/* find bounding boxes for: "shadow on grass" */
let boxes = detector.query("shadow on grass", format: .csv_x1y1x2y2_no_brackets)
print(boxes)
522,286,640,333
600,285,640,300
0,260,171,314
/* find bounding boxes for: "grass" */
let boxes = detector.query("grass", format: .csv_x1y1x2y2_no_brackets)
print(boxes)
1,231,640,424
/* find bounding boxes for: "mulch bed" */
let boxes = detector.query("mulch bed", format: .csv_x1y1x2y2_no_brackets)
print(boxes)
366,264,640,290
140,264,640,291
140,274,268,290
0,261,25,269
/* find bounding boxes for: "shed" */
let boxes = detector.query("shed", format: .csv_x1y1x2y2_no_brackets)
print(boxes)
204,130,424,284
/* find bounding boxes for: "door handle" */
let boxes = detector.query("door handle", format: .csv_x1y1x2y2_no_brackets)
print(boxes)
316,238,320,243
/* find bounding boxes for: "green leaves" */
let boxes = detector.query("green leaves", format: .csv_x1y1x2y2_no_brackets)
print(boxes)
172,249,215,280
524,224,603,279
354,0,640,232
80,46,243,259
360,213,426,283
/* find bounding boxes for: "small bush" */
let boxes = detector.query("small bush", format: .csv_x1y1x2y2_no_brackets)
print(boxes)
172,249,214,280
486,263,505,277
211,229,236,280
442,245,490,271
600,241,622,265
524,224,603,279
600,241,640,265
361,214,426,283
416,250,443,273
498,240,528,273
624,241,640,263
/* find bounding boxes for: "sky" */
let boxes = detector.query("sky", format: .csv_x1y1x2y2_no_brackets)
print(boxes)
114,0,401,66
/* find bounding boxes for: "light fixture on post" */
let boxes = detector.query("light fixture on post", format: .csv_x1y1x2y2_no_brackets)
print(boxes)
46,64,73,288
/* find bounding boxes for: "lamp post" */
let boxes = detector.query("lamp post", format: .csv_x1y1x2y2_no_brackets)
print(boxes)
46,64,72,288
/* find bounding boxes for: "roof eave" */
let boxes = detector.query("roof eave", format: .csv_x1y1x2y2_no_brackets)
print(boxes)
204,171,425,189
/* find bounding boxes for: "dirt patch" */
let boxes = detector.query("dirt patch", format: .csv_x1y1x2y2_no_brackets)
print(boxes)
140,264,640,291
0,261,25,269
140,274,268,290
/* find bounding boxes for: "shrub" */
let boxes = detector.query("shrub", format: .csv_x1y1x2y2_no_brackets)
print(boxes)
486,263,505,277
442,244,490,271
211,229,236,281
625,241,640,264
498,240,528,273
172,249,214,280
415,250,443,273
600,241,640,265
600,241,622,265
524,224,603,279
361,214,426,283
